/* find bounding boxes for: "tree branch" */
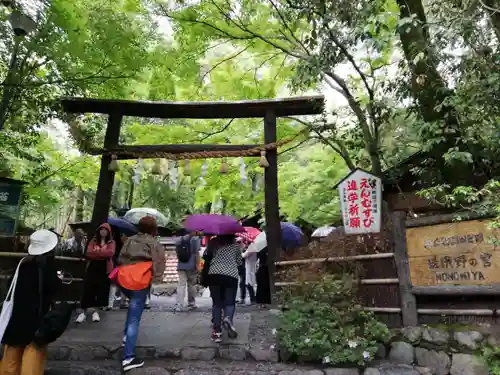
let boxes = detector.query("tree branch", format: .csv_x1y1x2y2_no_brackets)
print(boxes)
267,0,310,54
278,138,311,155
32,159,82,187
191,119,235,142
285,116,356,170
199,46,250,85
2,73,135,88
164,1,309,61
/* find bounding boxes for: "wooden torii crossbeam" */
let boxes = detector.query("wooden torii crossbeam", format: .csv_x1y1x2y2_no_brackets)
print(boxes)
61,95,325,302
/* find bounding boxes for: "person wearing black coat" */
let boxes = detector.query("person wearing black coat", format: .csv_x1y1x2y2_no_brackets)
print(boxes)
255,247,271,305
1,229,64,375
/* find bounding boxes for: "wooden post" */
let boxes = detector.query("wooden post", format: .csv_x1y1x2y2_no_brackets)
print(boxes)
89,112,123,234
263,110,281,304
392,211,418,326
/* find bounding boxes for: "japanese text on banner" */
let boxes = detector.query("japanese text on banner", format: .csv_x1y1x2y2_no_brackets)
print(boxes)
338,170,382,234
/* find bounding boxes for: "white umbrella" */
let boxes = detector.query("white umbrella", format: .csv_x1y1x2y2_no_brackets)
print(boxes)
124,208,170,227
247,231,268,253
312,226,336,238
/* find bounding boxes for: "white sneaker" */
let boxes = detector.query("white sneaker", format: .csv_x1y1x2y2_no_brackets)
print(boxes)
92,311,100,322
75,312,86,324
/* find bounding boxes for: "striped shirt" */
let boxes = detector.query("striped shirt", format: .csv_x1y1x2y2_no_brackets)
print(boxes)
208,244,243,280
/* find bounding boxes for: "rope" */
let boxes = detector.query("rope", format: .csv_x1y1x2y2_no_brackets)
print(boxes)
97,128,308,160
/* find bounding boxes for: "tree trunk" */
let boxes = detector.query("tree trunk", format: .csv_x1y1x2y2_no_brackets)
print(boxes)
483,0,500,42
75,188,85,222
396,0,455,125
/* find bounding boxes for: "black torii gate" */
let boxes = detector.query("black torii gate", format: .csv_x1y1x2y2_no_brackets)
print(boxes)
61,96,324,301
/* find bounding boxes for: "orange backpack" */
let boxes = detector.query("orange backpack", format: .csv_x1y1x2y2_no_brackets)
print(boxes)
117,262,153,291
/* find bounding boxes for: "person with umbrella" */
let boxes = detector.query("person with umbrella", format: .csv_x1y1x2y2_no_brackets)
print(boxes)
237,227,260,305
247,222,304,306
185,214,244,343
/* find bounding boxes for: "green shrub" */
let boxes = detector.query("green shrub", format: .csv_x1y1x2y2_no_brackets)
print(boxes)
278,274,390,366
481,345,500,375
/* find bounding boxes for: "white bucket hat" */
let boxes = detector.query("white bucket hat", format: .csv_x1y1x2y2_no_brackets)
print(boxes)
28,229,58,256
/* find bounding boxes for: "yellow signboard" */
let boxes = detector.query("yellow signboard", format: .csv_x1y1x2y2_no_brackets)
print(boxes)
406,219,500,287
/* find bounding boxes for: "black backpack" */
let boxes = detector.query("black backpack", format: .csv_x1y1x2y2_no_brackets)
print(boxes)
176,235,191,263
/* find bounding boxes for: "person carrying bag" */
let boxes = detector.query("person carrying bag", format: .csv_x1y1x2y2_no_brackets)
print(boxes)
0,229,65,375
113,216,165,372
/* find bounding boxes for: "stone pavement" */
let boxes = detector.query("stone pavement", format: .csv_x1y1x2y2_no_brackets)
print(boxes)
45,360,431,375
46,308,433,375
50,310,272,362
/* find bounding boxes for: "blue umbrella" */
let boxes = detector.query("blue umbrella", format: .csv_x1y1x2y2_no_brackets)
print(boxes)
249,222,304,253
108,217,137,236
280,222,304,249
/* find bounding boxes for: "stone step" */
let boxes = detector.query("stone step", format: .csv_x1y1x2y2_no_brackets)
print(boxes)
44,359,324,375
48,343,278,362
45,359,430,375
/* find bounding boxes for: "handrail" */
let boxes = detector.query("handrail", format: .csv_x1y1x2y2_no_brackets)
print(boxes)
0,252,84,262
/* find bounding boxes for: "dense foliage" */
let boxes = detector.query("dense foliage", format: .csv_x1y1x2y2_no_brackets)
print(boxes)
278,275,390,365
1,0,499,231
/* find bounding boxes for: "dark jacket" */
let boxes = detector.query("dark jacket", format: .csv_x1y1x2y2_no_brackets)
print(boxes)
2,256,61,347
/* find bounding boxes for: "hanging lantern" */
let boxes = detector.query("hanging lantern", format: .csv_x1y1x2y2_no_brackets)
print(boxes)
259,151,269,168
183,160,191,176
108,154,119,171
151,159,163,175
219,158,228,174
201,160,208,177
199,160,208,186
132,159,143,184
169,161,178,188
239,157,247,185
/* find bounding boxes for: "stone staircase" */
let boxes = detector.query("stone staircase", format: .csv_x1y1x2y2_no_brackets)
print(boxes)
41,309,448,375
45,358,430,375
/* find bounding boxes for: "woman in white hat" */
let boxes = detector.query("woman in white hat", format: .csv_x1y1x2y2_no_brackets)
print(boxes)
0,229,63,375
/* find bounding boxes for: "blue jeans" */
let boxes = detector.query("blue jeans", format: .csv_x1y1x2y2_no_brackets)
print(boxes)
121,287,149,360
209,283,237,331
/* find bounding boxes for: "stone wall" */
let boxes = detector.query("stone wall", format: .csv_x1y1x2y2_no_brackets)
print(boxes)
384,326,490,375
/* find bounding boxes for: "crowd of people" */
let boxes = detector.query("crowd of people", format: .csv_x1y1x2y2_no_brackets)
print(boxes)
0,217,272,374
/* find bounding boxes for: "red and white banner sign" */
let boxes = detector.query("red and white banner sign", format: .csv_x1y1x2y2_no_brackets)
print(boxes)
338,169,382,234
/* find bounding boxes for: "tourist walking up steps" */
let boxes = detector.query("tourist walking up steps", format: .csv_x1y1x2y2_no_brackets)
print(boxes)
174,232,200,312
242,244,257,305
1,230,68,375
75,223,116,323
236,238,246,304
116,216,165,372
202,235,242,343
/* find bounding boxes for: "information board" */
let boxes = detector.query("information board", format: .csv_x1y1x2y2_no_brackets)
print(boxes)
406,219,500,286
0,182,23,236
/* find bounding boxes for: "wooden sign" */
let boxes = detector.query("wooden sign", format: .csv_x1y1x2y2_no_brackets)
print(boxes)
406,219,500,287
0,179,24,237
338,169,382,234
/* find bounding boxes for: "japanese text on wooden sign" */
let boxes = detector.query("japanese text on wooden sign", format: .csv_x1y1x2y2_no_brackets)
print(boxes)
338,169,382,234
406,219,500,286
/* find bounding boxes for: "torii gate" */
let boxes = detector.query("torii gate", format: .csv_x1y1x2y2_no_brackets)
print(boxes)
61,96,324,301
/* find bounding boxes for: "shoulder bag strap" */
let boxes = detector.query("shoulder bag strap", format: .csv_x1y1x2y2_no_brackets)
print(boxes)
4,257,26,302
38,264,45,326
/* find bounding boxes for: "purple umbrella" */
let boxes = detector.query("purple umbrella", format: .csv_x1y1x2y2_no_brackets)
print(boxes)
184,214,245,235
